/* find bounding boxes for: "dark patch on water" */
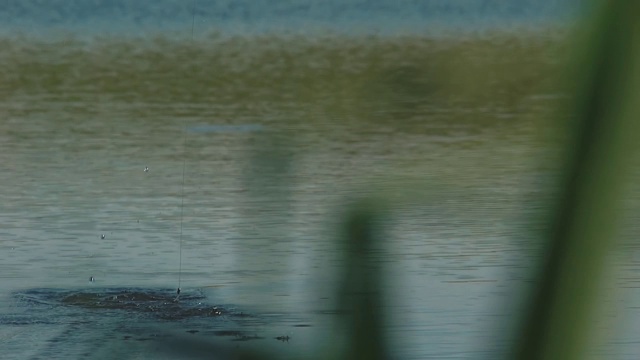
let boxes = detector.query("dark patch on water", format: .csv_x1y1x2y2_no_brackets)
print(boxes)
212,330,245,337
208,329,265,342
232,334,265,342
4,288,303,357
275,335,291,342
13,287,229,320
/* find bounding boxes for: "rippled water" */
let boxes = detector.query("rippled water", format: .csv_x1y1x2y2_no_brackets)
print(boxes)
0,31,639,359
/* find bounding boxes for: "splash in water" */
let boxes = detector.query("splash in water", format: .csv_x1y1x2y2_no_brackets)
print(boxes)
15,288,230,321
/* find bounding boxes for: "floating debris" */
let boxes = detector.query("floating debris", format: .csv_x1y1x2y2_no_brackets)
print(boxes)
100,234,106,240
275,335,290,342
144,166,149,172
89,276,95,282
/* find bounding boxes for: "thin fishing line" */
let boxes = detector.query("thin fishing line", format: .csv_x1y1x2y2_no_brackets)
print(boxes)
177,0,197,298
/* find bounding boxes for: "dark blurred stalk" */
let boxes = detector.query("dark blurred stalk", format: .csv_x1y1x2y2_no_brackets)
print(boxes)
336,200,389,360
512,2,640,360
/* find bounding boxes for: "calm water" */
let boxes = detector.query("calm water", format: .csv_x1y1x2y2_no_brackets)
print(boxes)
1,28,639,359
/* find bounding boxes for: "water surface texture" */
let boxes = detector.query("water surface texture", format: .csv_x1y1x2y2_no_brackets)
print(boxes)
1,2,640,360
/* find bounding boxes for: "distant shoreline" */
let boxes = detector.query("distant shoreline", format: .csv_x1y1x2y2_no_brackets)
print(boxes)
0,0,584,39
0,22,572,43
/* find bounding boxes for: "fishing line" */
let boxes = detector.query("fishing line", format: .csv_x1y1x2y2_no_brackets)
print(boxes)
176,0,197,300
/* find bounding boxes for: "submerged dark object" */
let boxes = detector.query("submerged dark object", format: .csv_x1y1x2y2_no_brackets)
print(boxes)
275,335,290,342
16,288,225,321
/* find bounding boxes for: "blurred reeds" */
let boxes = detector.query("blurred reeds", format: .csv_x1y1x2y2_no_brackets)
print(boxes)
0,31,564,118
512,2,640,360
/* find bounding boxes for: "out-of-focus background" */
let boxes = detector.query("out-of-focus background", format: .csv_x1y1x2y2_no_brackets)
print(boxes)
1,1,639,359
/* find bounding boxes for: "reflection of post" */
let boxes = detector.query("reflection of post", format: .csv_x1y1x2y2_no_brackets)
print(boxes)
512,2,640,360
338,200,388,360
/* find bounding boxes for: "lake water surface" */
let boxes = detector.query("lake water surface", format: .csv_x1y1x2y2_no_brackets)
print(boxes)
1,19,639,360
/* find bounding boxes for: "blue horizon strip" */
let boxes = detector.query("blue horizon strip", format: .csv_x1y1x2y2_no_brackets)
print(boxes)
186,124,264,133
